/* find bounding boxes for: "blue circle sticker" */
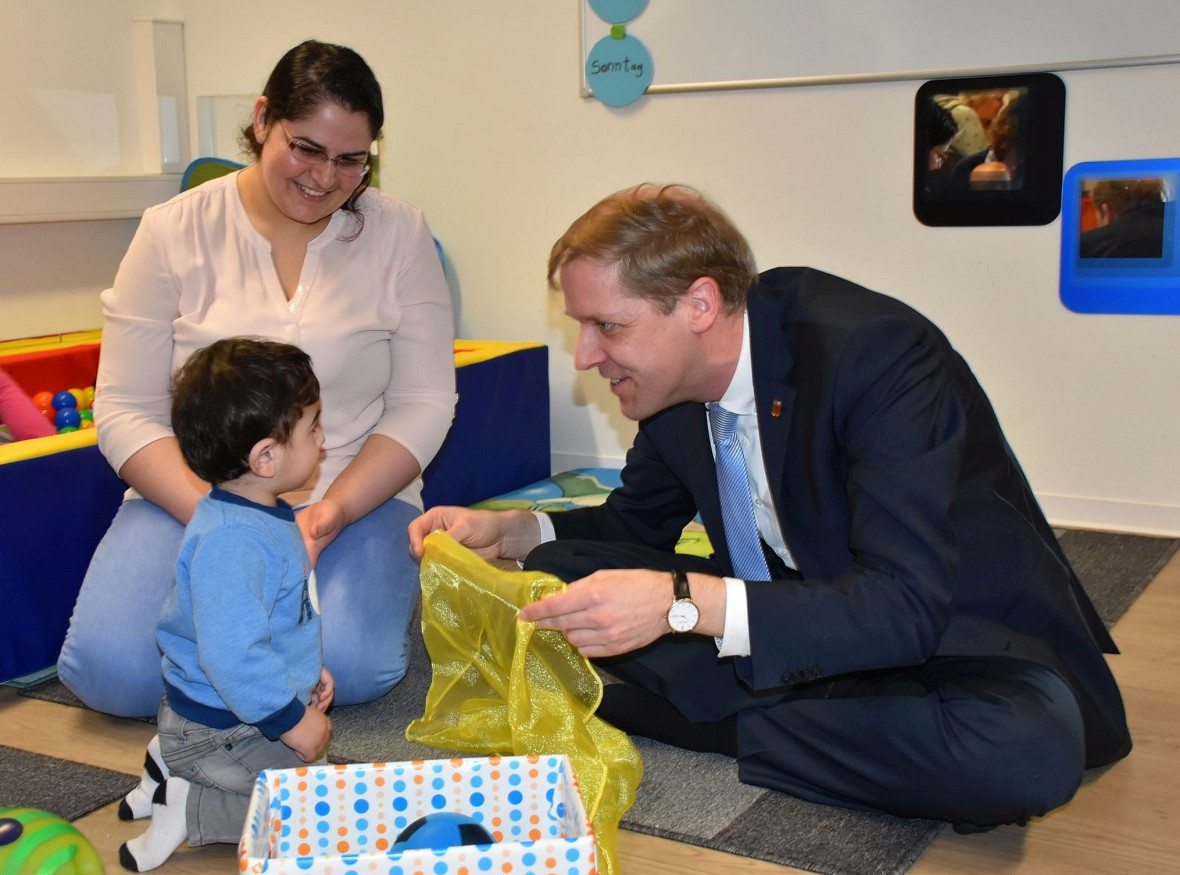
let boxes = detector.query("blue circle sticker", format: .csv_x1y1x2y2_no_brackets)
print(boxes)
586,32,653,107
587,0,648,24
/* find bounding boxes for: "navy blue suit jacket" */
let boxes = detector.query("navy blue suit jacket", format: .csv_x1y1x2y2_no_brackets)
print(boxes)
550,267,1129,767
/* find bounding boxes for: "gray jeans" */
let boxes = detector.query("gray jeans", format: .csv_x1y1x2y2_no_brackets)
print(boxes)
157,697,319,845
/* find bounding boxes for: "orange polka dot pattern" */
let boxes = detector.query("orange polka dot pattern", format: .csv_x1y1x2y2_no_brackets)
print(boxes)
238,755,597,875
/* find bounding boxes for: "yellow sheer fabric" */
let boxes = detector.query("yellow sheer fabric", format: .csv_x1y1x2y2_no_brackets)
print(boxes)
407,532,643,875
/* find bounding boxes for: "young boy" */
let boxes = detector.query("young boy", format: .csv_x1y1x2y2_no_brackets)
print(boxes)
119,337,332,872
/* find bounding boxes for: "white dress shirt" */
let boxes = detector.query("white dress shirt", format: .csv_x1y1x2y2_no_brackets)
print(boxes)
710,311,794,656
534,311,794,658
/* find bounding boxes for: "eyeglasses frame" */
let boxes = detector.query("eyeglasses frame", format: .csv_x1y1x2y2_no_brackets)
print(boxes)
278,122,372,179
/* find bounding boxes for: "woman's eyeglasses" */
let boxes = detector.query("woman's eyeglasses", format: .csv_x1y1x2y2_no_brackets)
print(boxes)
279,123,371,179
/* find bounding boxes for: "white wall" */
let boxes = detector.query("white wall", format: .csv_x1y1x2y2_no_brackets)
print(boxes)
0,219,139,337
1,1,141,178
4,1,1178,534
0,0,184,337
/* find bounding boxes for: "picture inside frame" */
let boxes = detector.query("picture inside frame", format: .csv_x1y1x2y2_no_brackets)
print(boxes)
913,73,1065,227
1060,158,1180,315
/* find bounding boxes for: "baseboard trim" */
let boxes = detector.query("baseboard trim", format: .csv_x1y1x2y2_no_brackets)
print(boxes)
1039,494,1180,538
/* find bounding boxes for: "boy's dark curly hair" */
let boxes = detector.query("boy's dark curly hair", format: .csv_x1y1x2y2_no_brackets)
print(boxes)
171,337,319,486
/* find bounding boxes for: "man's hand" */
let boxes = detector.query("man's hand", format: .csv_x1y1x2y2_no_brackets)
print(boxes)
280,706,332,762
520,569,728,657
297,499,347,567
408,507,541,562
516,569,667,657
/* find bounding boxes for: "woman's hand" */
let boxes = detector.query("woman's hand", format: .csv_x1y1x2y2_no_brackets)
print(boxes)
297,499,347,567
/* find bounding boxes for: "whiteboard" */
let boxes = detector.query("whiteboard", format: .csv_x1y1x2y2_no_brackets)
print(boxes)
580,0,1180,94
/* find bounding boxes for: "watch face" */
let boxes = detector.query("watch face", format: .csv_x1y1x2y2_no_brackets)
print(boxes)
667,599,700,633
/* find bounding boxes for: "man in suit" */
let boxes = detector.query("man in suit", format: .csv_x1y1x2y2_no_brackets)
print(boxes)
409,183,1130,830
1080,178,1168,259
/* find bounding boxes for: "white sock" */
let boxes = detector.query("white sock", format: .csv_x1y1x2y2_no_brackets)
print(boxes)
118,777,191,872
119,735,170,821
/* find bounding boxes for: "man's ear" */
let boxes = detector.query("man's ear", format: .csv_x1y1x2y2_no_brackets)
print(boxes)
248,436,279,479
684,277,723,335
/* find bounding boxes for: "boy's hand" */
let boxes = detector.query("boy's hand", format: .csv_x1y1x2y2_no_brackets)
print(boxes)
281,706,332,762
311,667,335,712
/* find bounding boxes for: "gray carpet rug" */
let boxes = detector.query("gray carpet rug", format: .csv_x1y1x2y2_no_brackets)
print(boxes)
326,618,941,874
1054,529,1178,626
13,529,1179,875
0,744,138,822
322,529,1180,875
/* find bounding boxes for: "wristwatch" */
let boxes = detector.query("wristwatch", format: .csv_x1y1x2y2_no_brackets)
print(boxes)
666,569,700,633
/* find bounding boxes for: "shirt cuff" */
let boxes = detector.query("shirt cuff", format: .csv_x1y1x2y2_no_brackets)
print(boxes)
715,577,751,657
533,511,555,543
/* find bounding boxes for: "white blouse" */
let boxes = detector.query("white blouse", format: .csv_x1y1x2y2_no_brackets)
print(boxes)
96,172,456,508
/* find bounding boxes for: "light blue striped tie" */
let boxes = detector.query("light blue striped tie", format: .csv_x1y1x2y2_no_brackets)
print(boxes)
707,403,771,580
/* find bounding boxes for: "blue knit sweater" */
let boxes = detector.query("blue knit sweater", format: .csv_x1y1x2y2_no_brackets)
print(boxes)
158,488,321,741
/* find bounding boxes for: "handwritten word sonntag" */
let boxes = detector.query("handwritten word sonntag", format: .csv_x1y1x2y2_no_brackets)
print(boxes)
589,57,645,79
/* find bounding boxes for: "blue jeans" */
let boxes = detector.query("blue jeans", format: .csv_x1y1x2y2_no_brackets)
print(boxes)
58,495,421,717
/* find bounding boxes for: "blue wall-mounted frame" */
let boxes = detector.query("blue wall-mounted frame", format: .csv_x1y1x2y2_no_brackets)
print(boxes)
1060,158,1180,314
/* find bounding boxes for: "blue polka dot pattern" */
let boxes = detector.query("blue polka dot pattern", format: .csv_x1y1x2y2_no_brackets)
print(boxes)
238,756,595,875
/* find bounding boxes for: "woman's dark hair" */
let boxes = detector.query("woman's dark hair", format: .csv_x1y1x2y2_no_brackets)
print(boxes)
171,337,320,486
241,40,384,219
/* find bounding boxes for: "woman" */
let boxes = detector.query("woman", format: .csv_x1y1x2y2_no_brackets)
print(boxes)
57,40,456,717
961,92,1022,191
936,89,1006,161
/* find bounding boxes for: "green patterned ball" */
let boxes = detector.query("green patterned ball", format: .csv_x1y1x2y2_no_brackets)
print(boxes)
0,808,104,874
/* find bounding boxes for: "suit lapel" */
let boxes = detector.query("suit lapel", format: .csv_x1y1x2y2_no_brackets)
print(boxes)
747,288,826,577
748,294,795,497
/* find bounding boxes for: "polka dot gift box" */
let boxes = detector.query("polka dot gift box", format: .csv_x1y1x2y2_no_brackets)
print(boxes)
238,755,597,875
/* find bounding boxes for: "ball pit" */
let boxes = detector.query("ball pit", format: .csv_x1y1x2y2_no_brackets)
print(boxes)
34,385,95,434
1,333,550,685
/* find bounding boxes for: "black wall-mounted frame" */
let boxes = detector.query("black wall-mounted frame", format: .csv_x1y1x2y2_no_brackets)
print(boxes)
914,72,1066,227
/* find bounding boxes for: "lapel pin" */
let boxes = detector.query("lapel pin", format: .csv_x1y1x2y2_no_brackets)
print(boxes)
771,400,783,418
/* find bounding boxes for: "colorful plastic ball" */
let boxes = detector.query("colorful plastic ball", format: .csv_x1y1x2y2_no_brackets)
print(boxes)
0,808,104,875
33,391,54,411
80,409,94,423
393,812,494,851
55,408,82,430
58,426,79,434
82,386,96,408
52,391,78,411
68,388,86,409
80,420,95,430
